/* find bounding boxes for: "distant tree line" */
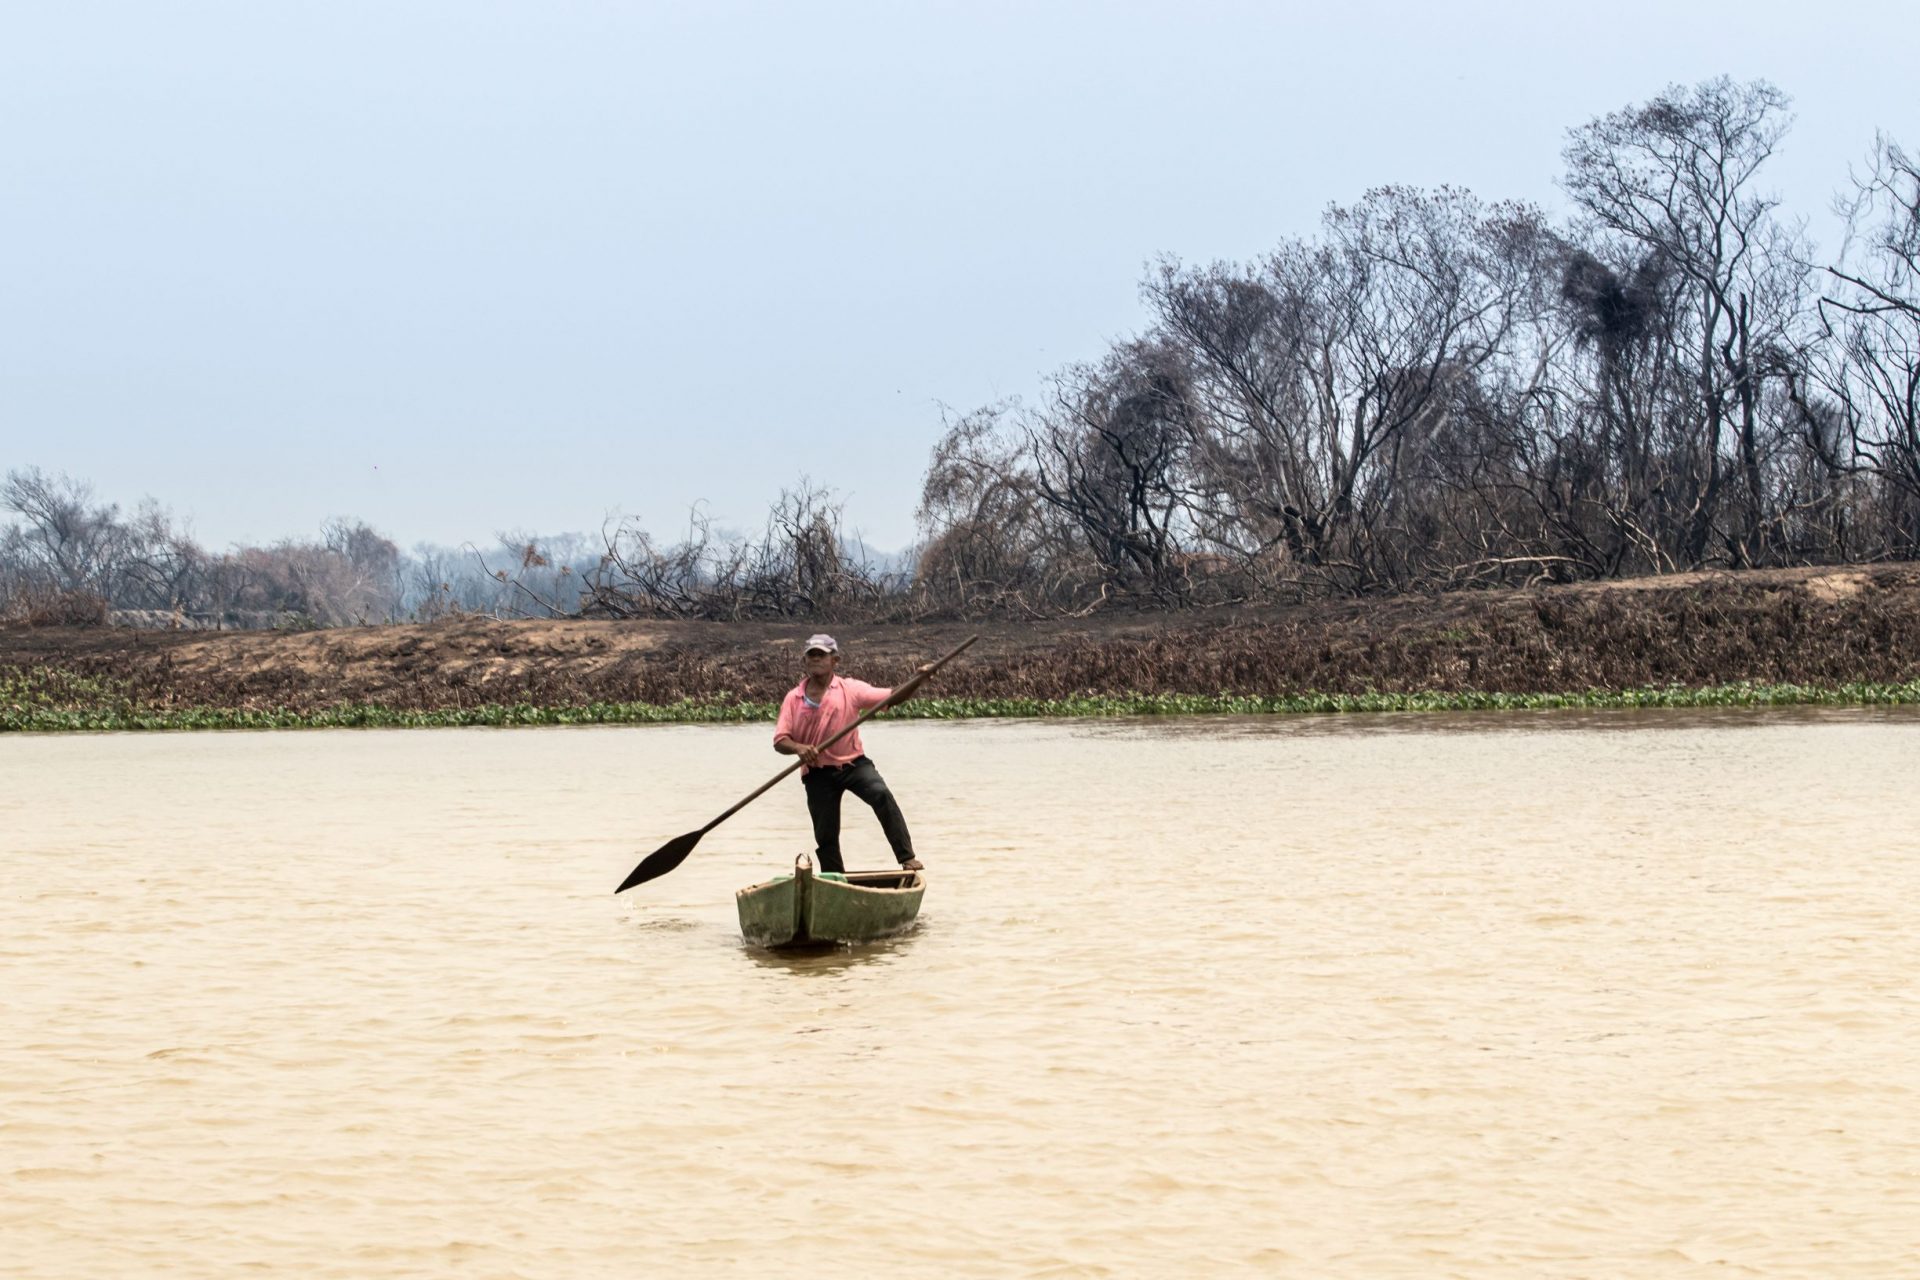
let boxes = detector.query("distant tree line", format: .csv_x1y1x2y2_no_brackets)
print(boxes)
917,78,1920,611
0,469,907,628
4,78,1916,627
0,465,414,628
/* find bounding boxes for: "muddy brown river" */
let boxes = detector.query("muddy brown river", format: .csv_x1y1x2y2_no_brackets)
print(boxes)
5,710,1918,1276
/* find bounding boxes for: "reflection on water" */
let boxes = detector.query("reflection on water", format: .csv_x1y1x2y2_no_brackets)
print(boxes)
4,709,1920,1277
741,928,926,975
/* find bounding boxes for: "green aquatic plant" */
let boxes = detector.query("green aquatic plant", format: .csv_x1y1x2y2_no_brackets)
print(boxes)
1,666,133,708
5,667,1920,733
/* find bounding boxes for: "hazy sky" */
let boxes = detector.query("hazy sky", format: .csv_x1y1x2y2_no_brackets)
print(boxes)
3,0,1914,553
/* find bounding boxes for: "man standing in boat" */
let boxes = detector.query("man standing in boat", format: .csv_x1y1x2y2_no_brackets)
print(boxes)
773,633,930,875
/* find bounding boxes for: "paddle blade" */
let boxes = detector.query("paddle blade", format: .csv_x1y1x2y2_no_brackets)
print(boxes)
615,829,704,894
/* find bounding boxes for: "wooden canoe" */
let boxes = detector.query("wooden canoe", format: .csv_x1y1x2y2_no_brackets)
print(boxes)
736,859,925,948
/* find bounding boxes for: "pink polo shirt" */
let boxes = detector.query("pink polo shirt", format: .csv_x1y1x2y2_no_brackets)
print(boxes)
774,675,892,771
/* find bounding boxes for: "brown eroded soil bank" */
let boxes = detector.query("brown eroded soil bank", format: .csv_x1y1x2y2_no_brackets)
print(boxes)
4,564,1919,713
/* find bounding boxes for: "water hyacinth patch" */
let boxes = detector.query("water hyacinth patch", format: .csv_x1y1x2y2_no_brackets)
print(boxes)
6,667,1920,732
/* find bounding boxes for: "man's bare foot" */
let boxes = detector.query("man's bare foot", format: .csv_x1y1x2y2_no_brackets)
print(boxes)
900,858,924,871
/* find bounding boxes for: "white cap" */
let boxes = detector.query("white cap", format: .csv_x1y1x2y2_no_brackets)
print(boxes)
804,633,838,654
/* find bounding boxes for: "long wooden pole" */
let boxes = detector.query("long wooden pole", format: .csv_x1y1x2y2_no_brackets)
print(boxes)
614,635,979,893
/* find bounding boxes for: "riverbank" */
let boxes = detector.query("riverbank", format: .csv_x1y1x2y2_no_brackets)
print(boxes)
5,563,1919,731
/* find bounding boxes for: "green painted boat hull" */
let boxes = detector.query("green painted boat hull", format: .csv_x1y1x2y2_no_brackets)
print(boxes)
736,865,926,948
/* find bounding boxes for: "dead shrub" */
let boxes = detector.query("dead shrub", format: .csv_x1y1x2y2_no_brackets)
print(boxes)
8,588,112,629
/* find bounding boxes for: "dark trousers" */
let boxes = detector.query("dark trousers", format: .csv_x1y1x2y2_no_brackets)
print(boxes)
801,755,915,873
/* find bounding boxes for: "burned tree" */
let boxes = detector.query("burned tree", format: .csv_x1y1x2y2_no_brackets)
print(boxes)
1152,187,1547,592
1024,341,1197,606
1792,135,1920,555
1561,77,1812,567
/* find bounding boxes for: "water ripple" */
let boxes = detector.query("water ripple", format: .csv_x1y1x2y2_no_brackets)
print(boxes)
4,712,1919,1276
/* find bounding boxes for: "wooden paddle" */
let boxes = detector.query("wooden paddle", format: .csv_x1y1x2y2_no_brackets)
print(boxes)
614,635,979,893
